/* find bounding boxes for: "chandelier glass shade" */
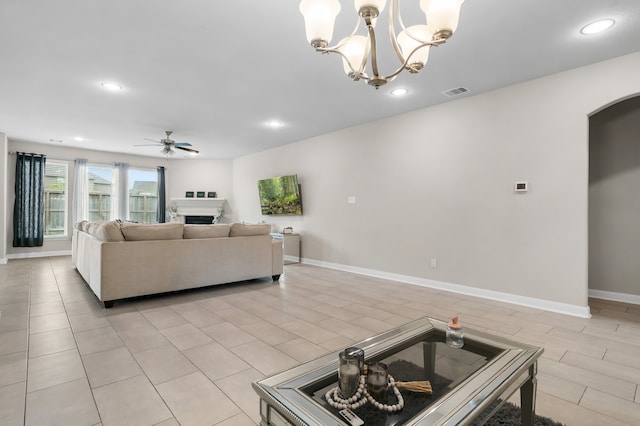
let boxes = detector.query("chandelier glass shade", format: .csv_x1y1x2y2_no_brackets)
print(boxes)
299,0,465,88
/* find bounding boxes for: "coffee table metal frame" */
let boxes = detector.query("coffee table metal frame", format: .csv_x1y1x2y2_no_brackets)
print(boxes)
253,316,543,426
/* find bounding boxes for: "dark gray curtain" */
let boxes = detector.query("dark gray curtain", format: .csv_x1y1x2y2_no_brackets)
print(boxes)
13,152,46,247
157,166,166,223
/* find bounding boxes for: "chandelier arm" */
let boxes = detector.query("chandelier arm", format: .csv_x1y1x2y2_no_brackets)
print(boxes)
365,18,381,79
315,38,444,84
389,0,406,65
382,39,445,80
315,35,445,85
314,46,370,81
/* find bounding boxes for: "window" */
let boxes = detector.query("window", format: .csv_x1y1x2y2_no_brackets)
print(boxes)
83,164,158,223
87,165,113,222
44,161,68,237
128,168,158,223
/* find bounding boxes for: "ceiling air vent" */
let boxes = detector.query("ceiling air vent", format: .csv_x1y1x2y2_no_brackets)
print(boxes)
442,86,470,97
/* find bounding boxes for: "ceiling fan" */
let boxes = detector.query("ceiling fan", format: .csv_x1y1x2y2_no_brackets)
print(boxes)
136,130,200,156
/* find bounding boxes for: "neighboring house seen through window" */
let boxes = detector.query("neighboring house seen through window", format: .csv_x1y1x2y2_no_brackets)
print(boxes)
87,164,158,223
128,168,158,223
88,165,113,222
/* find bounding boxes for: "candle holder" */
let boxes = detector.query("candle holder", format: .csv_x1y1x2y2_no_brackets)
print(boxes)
338,351,361,398
366,362,389,402
344,347,364,370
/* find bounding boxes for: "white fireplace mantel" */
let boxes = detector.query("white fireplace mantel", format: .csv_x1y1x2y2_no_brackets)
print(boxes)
169,198,225,223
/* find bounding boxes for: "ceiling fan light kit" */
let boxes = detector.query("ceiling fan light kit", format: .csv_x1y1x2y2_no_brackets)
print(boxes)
299,0,465,89
161,146,175,157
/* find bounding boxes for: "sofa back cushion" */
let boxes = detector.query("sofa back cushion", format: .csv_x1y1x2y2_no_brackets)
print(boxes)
120,222,184,241
85,221,125,242
183,224,230,239
229,223,271,237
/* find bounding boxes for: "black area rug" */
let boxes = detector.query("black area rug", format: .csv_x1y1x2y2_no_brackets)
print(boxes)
475,400,566,426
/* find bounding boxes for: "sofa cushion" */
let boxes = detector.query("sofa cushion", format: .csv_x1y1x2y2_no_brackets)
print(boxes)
85,222,99,237
87,221,125,242
183,224,230,239
229,223,271,237
120,222,184,241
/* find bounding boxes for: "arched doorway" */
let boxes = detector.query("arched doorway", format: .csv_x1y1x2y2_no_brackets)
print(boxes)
588,95,640,304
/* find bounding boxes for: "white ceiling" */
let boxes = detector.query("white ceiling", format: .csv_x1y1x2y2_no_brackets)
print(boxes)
1,0,639,159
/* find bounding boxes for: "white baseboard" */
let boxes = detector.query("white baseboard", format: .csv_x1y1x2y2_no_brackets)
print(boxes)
0,257,7,265
301,258,591,318
7,250,72,260
589,289,640,305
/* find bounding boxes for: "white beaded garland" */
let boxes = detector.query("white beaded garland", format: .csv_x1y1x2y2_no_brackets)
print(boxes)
325,376,367,410
325,374,404,412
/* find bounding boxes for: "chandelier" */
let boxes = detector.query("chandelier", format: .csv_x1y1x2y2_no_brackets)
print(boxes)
299,0,465,88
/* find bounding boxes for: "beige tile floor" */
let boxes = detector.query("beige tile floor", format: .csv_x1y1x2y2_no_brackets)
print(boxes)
1,256,639,425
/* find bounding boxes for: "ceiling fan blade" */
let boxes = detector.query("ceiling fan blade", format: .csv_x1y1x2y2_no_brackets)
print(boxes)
144,138,161,143
174,142,192,147
134,143,163,146
176,146,199,154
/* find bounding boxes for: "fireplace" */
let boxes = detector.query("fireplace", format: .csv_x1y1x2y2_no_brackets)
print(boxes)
169,198,225,224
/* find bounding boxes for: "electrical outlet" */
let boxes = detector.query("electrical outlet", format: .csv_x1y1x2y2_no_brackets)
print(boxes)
430,258,437,269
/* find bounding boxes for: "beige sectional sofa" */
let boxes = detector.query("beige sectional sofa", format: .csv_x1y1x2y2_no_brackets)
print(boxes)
72,221,283,308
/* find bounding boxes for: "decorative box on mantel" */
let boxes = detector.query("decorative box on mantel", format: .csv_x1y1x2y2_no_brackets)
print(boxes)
169,198,225,224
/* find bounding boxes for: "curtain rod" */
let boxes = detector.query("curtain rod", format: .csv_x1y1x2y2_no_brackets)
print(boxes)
8,151,163,167
8,151,46,156
8,151,69,163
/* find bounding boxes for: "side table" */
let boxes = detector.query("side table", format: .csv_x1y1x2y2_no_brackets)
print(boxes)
271,233,301,264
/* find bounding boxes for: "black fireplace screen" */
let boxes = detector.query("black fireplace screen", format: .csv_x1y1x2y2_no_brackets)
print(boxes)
185,216,214,224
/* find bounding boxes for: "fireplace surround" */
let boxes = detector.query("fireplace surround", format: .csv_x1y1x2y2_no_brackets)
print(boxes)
170,198,224,224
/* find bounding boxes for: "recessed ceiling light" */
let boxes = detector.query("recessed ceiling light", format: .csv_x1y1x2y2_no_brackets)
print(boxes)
391,88,409,96
74,136,85,142
581,19,615,35
266,120,284,128
100,81,123,91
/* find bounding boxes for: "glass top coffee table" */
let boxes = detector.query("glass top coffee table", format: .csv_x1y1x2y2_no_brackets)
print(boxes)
253,316,543,426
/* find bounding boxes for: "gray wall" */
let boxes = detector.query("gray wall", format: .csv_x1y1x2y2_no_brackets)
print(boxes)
165,159,234,220
589,96,640,297
232,53,640,314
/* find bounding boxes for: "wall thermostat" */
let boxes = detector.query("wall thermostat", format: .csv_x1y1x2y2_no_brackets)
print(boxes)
514,181,528,192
